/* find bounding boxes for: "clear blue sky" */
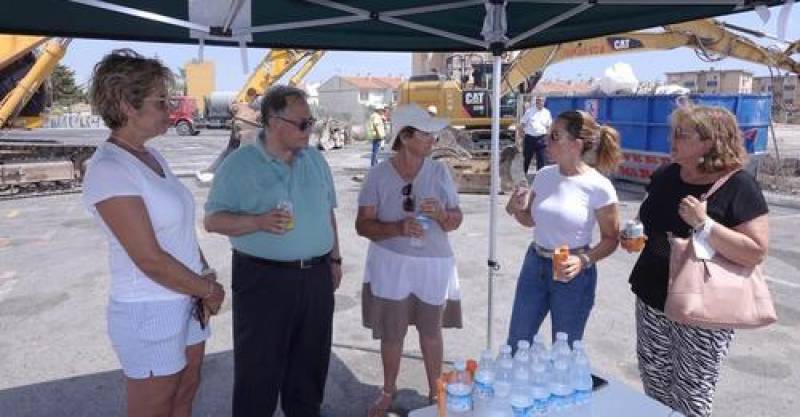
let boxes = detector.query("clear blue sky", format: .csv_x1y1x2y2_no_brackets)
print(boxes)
62,5,799,91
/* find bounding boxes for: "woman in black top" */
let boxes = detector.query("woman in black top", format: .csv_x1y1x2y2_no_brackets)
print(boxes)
624,105,769,417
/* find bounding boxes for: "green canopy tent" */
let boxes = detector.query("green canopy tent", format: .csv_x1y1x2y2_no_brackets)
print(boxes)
2,0,794,349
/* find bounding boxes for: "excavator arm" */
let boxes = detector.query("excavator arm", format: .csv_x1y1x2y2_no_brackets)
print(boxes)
235,49,324,104
288,50,325,87
502,18,800,96
0,36,70,128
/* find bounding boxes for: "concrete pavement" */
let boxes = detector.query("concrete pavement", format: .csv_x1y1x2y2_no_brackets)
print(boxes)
0,130,798,417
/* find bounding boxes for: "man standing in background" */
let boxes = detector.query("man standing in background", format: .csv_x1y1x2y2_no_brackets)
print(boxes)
519,96,552,174
367,104,387,167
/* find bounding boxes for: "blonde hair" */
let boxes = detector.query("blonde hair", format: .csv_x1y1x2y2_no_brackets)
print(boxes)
89,49,173,130
670,105,747,173
557,110,622,174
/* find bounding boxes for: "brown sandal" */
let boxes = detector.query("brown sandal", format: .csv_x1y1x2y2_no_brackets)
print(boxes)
367,388,395,417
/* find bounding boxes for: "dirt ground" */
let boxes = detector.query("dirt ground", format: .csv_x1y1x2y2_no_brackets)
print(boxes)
758,123,800,194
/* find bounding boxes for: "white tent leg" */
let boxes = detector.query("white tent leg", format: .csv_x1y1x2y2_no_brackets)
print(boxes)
487,53,502,351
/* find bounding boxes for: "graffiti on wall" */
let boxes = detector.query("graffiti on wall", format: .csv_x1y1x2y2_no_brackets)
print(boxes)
45,113,106,129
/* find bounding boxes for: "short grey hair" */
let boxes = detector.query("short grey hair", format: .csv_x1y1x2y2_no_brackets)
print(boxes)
261,85,308,126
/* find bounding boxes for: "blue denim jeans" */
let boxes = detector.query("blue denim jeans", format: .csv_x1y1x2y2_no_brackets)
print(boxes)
507,244,597,349
370,139,382,167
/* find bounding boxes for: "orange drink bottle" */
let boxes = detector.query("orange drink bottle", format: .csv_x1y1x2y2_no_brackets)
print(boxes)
553,245,570,280
623,220,646,252
436,375,447,417
466,359,478,380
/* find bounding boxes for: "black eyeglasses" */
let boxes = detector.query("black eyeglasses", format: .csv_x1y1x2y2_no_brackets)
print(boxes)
402,183,415,212
272,115,316,132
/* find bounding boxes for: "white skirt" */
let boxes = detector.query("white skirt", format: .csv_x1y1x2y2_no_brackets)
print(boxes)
364,242,461,306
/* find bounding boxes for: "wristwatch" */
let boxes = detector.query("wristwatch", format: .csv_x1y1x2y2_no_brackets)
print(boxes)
329,256,342,265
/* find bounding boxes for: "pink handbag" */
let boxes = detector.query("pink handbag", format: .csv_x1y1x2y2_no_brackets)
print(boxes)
665,171,777,330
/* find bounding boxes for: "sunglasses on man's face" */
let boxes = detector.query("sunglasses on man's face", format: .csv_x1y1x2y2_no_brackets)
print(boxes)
402,183,415,212
273,115,316,132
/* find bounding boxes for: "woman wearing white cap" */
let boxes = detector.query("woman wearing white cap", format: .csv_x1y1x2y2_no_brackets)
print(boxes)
356,104,463,416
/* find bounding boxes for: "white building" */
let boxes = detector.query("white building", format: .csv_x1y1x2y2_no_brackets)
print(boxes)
317,76,403,122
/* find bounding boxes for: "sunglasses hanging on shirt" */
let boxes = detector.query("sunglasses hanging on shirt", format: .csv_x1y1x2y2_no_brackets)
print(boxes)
402,183,415,212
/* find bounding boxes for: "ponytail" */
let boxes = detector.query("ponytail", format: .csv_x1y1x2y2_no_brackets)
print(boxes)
557,110,623,174
588,125,622,174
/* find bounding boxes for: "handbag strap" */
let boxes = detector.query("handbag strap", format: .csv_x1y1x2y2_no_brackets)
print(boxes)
701,169,741,201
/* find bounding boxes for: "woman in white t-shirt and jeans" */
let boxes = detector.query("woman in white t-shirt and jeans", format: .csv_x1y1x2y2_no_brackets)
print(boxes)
505,110,622,348
82,50,225,417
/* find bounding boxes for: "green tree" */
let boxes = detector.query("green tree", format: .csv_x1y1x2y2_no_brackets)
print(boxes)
50,64,85,106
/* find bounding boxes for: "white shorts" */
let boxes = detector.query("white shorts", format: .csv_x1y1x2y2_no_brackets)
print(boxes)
107,297,211,379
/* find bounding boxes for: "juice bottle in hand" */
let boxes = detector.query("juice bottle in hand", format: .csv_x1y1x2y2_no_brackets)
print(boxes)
553,245,570,280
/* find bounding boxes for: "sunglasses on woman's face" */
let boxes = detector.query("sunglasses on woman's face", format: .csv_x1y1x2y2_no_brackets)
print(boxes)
402,183,415,212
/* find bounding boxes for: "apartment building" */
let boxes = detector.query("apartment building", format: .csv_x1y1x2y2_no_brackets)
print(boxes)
665,68,753,94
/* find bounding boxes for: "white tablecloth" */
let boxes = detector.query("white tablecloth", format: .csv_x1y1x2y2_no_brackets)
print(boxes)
409,375,676,417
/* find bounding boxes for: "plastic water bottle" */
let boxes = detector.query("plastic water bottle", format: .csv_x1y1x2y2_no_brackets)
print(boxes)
473,350,496,413
446,360,473,413
516,340,531,355
513,341,530,373
549,359,574,412
530,384,551,417
552,332,571,363
571,348,594,409
509,368,533,417
571,340,585,364
410,214,431,247
486,378,512,417
530,360,549,389
532,333,547,357
497,344,513,363
494,358,514,409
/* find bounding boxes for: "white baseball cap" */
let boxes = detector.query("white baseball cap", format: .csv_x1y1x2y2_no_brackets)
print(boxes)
388,104,449,150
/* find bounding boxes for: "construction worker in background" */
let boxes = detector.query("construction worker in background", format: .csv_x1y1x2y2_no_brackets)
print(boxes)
367,104,387,167
519,96,552,174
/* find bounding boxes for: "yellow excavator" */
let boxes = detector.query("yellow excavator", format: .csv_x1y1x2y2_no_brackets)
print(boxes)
401,18,800,193
198,49,325,181
502,18,800,98
0,34,96,199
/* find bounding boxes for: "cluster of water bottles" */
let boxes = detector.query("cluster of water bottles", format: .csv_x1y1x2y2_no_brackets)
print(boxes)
446,332,594,416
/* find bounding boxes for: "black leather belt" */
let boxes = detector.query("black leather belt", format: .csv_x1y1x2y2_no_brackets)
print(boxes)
234,250,328,270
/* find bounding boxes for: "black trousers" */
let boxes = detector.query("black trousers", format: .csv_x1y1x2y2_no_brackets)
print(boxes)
523,134,548,174
231,251,335,417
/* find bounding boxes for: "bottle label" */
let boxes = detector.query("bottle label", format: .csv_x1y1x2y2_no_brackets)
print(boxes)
474,379,494,398
510,403,532,417
446,383,473,412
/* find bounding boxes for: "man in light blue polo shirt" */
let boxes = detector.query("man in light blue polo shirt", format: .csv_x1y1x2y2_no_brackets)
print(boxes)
204,85,342,417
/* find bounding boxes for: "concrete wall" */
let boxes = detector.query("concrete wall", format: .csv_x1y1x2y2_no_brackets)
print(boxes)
318,78,365,122
185,60,215,113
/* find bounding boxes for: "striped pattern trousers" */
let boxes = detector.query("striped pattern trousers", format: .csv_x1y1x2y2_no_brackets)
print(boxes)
635,298,734,417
